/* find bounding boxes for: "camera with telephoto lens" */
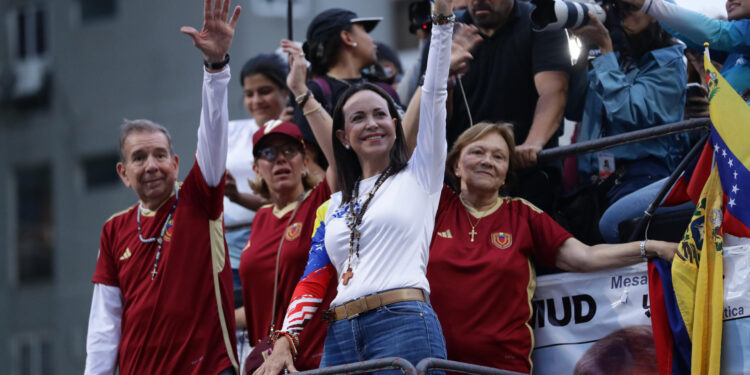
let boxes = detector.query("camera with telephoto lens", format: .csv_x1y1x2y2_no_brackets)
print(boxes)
530,0,611,31
408,0,433,34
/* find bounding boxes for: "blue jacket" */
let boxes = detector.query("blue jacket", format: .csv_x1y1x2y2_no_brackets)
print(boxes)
577,44,689,176
658,0,750,103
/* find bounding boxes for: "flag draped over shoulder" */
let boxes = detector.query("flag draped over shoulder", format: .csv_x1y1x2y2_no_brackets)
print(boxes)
649,51,750,375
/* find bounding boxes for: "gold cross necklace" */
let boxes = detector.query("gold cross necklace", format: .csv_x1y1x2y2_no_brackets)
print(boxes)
459,194,495,243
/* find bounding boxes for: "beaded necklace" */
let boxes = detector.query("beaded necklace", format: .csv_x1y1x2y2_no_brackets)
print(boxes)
342,167,393,286
137,185,178,280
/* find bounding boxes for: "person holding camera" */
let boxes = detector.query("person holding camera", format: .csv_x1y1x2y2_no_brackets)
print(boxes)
621,0,750,103
570,2,690,242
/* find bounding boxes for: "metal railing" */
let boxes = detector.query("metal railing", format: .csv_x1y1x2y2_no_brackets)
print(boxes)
537,118,710,163
295,357,525,375
416,358,524,375
296,357,416,374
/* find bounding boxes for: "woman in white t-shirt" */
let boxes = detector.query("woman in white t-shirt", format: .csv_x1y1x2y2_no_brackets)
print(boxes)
254,1,455,374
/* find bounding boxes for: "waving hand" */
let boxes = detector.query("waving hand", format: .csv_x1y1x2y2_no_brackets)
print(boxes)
181,0,241,65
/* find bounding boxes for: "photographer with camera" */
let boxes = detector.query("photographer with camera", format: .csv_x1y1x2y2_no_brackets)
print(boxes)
570,2,689,243
623,0,750,103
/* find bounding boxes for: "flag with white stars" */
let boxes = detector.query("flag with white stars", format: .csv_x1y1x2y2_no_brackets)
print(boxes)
704,53,750,238
663,54,750,238
649,48,748,375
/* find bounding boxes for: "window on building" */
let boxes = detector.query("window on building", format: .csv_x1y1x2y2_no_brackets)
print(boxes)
80,0,117,23
5,5,51,108
11,333,53,375
83,153,120,189
16,165,53,284
12,6,47,60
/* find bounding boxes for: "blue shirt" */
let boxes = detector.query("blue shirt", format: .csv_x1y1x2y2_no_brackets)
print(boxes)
655,0,750,103
577,44,689,176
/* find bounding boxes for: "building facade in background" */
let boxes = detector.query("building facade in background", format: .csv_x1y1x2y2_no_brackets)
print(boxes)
0,0,415,373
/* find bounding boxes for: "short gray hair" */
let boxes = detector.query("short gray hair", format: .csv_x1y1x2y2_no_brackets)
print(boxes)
118,119,175,162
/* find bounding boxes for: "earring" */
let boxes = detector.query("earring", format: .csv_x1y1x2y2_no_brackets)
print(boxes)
302,171,308,178
352,42,358,47
344,144,350,150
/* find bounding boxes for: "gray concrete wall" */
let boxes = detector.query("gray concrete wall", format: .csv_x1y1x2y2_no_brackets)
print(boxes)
0,0,410,373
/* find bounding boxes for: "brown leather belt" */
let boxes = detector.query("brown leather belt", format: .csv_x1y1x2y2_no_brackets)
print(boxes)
321,288,426,322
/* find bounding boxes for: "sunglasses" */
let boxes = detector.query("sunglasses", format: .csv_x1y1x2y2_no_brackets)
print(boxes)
256,143,303,162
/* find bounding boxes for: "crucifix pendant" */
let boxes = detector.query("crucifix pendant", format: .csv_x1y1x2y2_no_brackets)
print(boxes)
151,267,158,280
342,267,354,285
469,227,477,242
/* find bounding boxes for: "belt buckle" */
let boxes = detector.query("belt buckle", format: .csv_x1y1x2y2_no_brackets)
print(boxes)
321,310,334,323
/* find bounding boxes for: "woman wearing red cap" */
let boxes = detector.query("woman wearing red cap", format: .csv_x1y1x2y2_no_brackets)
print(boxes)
256,0,456,374
238,119,337,372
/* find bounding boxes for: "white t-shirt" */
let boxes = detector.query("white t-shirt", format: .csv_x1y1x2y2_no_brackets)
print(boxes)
323,23,452,307
223,118,259,227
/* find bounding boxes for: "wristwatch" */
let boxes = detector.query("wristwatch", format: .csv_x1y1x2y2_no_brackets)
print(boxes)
204,54,230,70
431,13,456,25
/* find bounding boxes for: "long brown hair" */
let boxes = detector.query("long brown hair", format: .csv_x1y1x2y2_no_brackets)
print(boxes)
331,83,409,203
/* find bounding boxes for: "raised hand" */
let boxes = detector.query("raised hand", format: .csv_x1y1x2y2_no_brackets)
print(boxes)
181,0,241,64
280,39,308,98
450,23,482,75
434,0,454,15
570,13,613,54
279,106,295,123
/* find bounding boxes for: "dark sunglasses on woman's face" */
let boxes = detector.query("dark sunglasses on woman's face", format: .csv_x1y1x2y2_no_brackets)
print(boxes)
257,143,303,162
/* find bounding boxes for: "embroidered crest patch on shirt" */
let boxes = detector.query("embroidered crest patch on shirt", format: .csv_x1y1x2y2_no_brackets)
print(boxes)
491,232,512,249
285,222,303,241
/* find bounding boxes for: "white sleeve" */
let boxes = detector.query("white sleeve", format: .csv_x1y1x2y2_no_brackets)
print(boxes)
410,23,452,194
196,66,231,187
84,284,123,375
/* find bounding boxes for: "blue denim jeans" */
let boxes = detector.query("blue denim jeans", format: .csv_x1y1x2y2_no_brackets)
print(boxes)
320,300,446,374
600,177,695,243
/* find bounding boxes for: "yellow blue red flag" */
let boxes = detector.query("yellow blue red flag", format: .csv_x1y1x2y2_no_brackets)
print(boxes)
649,49,748,375
672,165,724,375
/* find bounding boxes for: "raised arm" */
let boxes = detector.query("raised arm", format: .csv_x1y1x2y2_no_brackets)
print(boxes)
403,23,481,154
411,0,453,194
280,40,337,192
624,0,750,54
181,0,241,187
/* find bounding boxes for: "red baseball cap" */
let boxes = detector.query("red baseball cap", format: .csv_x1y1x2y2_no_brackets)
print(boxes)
252,120,305,156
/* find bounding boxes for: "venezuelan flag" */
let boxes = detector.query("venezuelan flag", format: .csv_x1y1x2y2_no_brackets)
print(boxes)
649,49,748,375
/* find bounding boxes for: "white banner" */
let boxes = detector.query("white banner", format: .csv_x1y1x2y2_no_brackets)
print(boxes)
531,263,652,374
531,244,750,375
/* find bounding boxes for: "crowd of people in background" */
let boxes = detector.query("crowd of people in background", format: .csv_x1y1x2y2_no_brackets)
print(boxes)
83,0,749,373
